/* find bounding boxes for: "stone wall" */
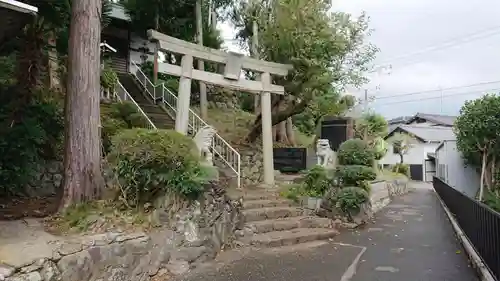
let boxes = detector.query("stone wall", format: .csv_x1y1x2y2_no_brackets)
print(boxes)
1,185,243,281
25,161,63,197
369,177,409,214
240,149,264,186
318,177,410,224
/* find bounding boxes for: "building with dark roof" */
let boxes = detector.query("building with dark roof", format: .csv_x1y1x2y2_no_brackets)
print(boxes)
0,0,37,48
380,113,458,182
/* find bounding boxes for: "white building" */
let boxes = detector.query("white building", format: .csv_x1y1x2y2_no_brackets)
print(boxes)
380,113,456,181
435,140,480,198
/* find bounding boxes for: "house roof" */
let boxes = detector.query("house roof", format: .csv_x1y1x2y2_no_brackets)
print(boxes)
407,113,456,126
386,124,456,143
0,0,37,47
387,115,413,125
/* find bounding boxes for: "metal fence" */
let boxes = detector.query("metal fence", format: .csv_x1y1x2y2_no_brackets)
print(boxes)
433,177,500,281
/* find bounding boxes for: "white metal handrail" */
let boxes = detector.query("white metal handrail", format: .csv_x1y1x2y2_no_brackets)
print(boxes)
102,82,157,130
129,61,241,188
131,61,157,101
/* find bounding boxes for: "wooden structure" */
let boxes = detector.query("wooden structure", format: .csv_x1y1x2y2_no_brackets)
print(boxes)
148,30,292,186
319,117,355,151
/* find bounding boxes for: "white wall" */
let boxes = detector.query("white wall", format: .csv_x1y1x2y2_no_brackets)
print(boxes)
379,142,425,165
129,34,156,71
436,140,480,198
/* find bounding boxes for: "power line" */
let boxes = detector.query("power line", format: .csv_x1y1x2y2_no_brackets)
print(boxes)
375,80,500,100
375,88,500,107
376,25,500,67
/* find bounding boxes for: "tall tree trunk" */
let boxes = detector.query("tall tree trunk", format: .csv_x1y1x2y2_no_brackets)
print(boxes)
276,120,288,143
60,0,104,210
47,31,61,92
153,9,159,84
250,0,260,115
479,150,487,201
196,0,208,119
285,117,295,145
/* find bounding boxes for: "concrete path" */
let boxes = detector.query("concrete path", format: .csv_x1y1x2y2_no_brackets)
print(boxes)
175,182,479,281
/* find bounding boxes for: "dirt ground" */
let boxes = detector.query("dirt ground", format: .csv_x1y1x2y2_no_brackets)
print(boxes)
0,195,59,220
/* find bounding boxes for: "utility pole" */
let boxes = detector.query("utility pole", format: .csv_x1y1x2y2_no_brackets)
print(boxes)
439,86,443,114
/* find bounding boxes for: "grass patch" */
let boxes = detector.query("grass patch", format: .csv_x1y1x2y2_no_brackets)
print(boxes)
193,106,313,147
279,183,307,203
378,169,409,180
44,201,154,235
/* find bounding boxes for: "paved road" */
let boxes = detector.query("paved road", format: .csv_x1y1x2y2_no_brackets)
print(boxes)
175,183,479,281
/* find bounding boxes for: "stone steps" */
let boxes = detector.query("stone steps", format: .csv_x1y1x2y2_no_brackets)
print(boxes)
242,199,293,209
242,207,303,222
233,191,280,201
244,216,333,234
247,228,339,247
235,186,340,248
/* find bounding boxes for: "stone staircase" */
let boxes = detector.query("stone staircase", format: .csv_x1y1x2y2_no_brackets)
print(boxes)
118,73,175,130
235,188,339,248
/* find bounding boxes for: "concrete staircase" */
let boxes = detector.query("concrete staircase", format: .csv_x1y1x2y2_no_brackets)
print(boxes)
118,74,175,130
235,189,339,248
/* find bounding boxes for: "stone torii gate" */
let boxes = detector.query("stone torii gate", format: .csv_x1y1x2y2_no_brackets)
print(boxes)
148,30,292,186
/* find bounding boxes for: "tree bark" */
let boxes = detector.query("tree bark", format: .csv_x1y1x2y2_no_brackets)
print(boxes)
479,150,487,201
250,0,260,115
47,31,61,92
153,8,159,84
285,117,295,145
196,0,208,119
60,0,104,210
246,97,309,142
276,120,287,143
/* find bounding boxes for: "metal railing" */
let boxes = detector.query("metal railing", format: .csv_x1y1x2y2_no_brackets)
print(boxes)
101,82,157,130
129,61,241,188
433,177,500,280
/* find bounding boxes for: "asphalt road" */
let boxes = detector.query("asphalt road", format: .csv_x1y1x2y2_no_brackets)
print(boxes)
175,183,479,281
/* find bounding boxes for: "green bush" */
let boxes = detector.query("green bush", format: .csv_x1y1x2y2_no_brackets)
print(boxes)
392,163,409,176
279,183,306,203
0,93,64,195
337,139,375,166
100,64,118,91
336,186,369,215
107,128,210,206
101,102,148,154
302,165,334,197
335,165,376,190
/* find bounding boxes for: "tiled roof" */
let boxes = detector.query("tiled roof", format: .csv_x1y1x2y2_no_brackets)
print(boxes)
387,124,456,142
410,113,456,126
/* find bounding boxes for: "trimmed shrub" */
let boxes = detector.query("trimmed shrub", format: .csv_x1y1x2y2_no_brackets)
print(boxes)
101,102,148,154
335,165,376,189
392,163,409,176
337,139,375,166
302,165,334,197
372,137,388,160
336,186,369,215
107,128,210,206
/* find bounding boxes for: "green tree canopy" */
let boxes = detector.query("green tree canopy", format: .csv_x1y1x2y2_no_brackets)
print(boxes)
237,0,378,141
454,93,500,200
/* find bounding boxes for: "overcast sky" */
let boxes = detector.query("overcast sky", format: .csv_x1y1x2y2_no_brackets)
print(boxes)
218,0,500,119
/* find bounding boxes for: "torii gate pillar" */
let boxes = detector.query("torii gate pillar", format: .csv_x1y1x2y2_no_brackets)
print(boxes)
148,30,292,187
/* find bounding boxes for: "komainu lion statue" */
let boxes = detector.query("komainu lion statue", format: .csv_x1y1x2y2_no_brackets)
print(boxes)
316,139,334,167
193,125,217,166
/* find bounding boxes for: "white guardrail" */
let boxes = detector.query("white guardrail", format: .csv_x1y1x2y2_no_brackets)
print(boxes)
101,82,157,130
129,61,241,188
